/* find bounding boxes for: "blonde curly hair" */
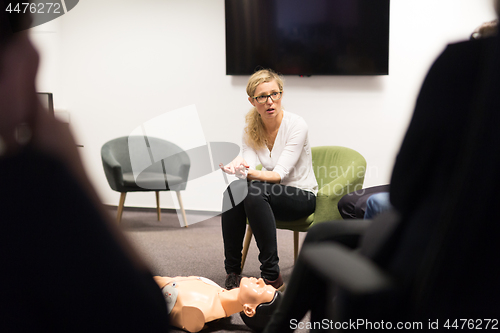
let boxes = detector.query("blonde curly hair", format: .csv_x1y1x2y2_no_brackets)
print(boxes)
244,69,284,149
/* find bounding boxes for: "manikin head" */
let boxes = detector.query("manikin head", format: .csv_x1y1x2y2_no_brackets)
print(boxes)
239,277,283,332
237,277,276,317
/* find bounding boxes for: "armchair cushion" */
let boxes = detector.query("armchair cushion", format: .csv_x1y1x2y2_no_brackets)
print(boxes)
276,146,366,232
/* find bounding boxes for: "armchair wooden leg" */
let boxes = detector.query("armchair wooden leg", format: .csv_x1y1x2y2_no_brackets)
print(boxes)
241,225,253,271
293,231,299,263
176,191,188,228
155,191,161,221
117,192,126,224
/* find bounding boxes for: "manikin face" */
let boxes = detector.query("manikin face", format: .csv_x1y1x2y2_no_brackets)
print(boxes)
238,277,276,317
248,80,283,122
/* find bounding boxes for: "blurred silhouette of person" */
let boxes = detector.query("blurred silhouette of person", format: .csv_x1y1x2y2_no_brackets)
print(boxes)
382,10,500,323
339,20,499,223
263,218,371,333
0,2,169,331
264,5,500,331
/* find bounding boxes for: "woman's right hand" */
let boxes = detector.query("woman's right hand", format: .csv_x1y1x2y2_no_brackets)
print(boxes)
219,156,249,178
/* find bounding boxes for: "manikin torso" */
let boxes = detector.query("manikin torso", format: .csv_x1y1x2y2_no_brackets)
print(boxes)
154,276,239,332
154,276,275,333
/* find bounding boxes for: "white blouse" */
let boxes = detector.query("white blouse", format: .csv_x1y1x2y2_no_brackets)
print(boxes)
242,111,318,195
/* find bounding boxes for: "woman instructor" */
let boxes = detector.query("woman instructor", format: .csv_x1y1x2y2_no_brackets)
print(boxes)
220,69,317,290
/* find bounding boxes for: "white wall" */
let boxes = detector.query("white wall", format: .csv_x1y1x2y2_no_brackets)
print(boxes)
31,0,497,213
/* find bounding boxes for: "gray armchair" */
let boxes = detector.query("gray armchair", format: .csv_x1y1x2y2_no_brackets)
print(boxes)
101,136,190,226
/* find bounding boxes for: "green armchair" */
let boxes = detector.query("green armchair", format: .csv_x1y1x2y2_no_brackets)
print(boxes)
241,146,367,269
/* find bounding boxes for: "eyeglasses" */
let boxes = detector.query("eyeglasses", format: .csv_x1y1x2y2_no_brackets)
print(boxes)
253,91,283,104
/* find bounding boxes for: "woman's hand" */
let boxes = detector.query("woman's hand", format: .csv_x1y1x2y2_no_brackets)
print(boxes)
219,156,249,179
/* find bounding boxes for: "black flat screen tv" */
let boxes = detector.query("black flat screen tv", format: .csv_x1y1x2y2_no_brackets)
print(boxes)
225,0,390,76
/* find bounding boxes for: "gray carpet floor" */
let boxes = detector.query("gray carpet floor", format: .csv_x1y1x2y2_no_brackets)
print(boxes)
110,207,310,333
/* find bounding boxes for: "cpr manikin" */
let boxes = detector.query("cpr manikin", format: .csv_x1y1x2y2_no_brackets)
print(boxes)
154,276,281,332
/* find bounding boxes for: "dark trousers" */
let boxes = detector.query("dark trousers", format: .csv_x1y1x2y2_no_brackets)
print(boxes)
263,219,371,333
222,180,316,280
338,184,390,219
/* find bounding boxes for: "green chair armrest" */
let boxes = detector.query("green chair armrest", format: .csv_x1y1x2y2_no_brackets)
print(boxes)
313,172,365,224
259,157,365,230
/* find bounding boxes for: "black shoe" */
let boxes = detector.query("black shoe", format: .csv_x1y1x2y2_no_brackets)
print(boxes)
225,272,242,290
264,273,285,292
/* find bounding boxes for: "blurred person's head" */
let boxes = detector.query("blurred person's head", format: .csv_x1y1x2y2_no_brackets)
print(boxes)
470,19,498,39
0,0,32,52
0,0,39,152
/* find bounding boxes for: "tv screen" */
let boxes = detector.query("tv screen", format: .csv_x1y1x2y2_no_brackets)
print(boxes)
225,0,390,76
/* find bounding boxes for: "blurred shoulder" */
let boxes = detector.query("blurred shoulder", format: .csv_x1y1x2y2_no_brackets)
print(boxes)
438,36,496,68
